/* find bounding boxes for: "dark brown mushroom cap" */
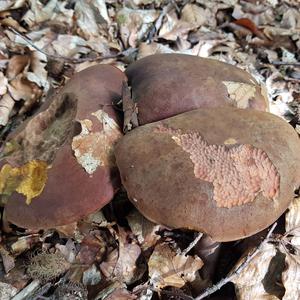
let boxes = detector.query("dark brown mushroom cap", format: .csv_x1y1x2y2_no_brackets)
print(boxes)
5,143,118,229
3,65,126,229
115,107,300,242
125,54,268,125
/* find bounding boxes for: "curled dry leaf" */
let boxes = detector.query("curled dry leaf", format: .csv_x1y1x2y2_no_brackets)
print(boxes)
0,282,17,300
117,7,159,48
51,35,89,58
82,264,102,286
114,227,142,284
127,209,161,250
0,245,15,273
148,243,203,289
104,288,137,300
222,81,266,109
22,0,74,27
231,242,278,300
281,197,300,300
75,0,109,38
0,94,14,126
138,42,174,59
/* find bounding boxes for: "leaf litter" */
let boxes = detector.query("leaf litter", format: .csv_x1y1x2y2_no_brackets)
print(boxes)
0,0,300,299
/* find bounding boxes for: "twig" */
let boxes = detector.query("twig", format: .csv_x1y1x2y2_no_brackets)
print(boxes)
6,27,136,64
11,280,41,300
268,61,300,67
194,222,277,300
182,232,203,256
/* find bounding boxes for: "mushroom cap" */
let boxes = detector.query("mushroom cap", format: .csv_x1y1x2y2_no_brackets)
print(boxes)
115,107,300,242
3,64,126,229
125,54,268,125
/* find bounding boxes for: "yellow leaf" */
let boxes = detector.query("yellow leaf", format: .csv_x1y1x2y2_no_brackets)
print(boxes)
0,160,48,204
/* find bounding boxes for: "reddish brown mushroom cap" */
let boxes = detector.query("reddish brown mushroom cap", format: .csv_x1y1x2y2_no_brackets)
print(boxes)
115,107,300,242
125,54,269,125
2,64,126,229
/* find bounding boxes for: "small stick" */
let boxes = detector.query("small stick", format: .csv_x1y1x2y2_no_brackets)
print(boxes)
268,61,300,67
6,27,133,64
182,232,203,256
194,222,277,300
11,280,41,300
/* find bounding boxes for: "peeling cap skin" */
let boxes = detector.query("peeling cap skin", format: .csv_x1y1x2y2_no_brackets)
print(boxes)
115,107,300,242
2,65,126,229
125,54,269,125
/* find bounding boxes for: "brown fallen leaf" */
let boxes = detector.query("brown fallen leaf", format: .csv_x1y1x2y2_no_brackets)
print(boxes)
0,94,14,126
114,227,143,284
233,18,267,40
148,243,203,289
281,197,300,300
231,243,278,300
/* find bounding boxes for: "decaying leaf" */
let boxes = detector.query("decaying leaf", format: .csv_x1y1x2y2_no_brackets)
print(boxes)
117,7,159,48
138,42,174,59
82,264,102,286
281,197,300,300
0,160,48,204
231,243,278,300
127,209,161,250
148,243,203,289
0,282,17,300
22,0,73,27
114,227,142,284
0,245,15,273
222,81,257,108
0,94,14,126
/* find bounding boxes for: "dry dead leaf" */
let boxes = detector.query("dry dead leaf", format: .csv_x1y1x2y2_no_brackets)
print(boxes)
138,42,174,59
104,288,137,300
8,75,42,104
0,94,15,126
0,282,17,300
231,243,278,300
148,243,203,289
181,4,206,28
75,0,107,39
127,209,161,250
281,197,300,300
51,35,89,58
117,7,159,48
82,264,102,286
0,71,8,95
22,0,73,27
114,227,142,284
0,245,15,273
222,81,257,108
159,10,192,41
282,254,300,300
6,55,30,80
100,248,118,279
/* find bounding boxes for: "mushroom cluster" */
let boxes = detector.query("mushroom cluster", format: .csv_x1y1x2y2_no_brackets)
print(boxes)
1,54,299,243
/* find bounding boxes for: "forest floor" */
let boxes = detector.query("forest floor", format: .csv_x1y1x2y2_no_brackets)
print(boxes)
0,1,300,299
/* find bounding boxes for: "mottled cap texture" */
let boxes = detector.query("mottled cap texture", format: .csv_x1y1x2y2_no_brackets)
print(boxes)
115,107,300,241
126,54,268,125
4,65,126,229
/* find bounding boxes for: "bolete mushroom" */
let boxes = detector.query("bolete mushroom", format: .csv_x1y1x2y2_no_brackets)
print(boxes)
1,64,126,229
115,107,300,242
126,54,269,125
